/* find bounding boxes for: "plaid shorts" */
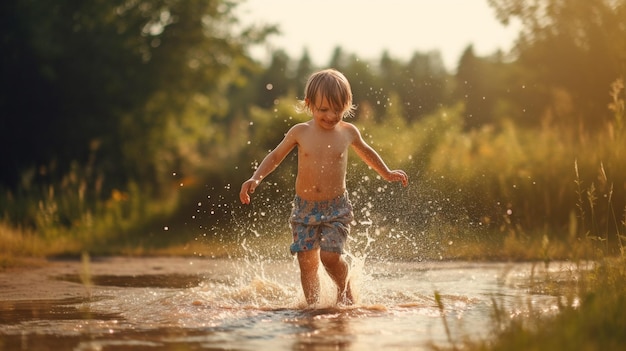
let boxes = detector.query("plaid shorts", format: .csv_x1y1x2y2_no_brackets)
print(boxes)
289,192,354,254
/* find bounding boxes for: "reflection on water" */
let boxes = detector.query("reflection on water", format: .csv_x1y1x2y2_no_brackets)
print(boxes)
0,297,119,324
0,257,578,351
56,273,205,289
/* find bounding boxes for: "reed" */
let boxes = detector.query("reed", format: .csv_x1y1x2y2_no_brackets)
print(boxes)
431,79,626,350
0,162,185,260
1,80,624,264
434,291,457,350
434,256,626,351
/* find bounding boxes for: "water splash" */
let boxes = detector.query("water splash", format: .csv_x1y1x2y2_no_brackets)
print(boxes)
1,257,574,350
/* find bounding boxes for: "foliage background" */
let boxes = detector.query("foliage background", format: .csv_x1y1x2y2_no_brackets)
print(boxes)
1,0,625,260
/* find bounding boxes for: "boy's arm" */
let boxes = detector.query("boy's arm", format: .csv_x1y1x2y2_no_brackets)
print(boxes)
240,126,299,204
349,125,408,187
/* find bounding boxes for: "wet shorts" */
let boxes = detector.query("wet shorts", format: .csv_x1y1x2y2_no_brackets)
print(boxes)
289,192,354,255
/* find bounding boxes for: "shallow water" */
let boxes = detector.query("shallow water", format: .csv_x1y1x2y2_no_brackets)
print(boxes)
0,257,579,351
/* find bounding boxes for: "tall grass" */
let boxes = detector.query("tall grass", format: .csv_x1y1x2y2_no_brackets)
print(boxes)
433,255,626,351
0,162,185,263
347,88,625,260
2,80,625,263
430,79,626,351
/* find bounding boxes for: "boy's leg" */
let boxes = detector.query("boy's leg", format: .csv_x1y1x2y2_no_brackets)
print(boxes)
297,249,321,305
320,251,353,305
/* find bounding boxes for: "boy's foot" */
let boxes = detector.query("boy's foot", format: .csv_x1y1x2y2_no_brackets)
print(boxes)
338,288,354,306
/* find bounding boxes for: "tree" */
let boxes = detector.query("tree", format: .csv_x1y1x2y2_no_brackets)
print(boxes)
456,46,503,129
0,0,274,192
294,50,314,99
342,55,380,120
378,51,450,122
488,0,626,129
402,51,449,121
256,50,290,108
328,46,348,71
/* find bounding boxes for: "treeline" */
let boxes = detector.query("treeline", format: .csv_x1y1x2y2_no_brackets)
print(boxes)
0,0,278,191
1,0,625,256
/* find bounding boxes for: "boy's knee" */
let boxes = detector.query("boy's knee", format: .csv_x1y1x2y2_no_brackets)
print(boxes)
298,250,319,270
320,251,341,267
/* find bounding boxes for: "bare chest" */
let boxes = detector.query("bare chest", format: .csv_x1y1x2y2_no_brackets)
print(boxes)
298,134,350,163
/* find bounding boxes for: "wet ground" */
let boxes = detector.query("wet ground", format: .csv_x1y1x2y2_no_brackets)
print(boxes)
0,257,579,350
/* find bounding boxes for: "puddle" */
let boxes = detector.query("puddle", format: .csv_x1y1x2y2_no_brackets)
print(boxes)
55,273,205,289
0,257,580,350
0,297,119,324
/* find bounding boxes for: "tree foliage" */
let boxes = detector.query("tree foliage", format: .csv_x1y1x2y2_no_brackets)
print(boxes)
2,0,625,250
0,0,274,192
488,0,626,128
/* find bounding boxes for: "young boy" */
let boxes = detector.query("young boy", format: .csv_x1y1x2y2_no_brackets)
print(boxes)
240,68,408,306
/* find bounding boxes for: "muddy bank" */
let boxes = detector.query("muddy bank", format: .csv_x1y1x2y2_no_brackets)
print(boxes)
0,256,210,301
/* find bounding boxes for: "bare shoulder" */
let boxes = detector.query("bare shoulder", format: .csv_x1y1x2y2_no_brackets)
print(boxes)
292,121,314,132
338,120,357,132
339,121,362,140
285,121,311,138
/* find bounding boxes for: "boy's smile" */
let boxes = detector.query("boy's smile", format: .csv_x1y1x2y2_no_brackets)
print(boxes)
312,97,344,130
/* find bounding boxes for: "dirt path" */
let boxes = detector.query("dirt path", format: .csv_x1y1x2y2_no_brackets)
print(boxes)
0,256,209,301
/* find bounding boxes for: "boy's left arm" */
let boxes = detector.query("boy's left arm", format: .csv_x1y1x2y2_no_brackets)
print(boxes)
350,127,408,187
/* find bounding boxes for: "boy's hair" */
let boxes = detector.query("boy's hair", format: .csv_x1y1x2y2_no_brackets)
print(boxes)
298,69,356,118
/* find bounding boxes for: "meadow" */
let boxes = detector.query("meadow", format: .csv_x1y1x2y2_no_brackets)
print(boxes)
1,80,625,351
2,97,623,262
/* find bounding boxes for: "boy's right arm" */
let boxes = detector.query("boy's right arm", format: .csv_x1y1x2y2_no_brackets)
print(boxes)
239,126,300,204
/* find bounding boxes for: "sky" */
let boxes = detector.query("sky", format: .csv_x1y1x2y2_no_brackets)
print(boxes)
236,0,521,72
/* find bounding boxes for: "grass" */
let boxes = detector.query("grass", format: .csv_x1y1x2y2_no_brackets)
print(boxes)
0,170,196,265
1,81,624,351
426,80,625,349
0,81,626,261
433,256,626,351
2,86,625,262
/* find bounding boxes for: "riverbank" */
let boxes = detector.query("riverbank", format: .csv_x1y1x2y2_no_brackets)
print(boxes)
2,254,624,350
438,255,626,351
0,257,577,351
0,256,211,301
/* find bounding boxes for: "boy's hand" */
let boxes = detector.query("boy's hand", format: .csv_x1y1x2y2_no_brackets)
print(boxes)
239,179,260,204
387,170,409,187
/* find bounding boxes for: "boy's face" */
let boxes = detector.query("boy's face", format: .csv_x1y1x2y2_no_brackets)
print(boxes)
311,95,345,130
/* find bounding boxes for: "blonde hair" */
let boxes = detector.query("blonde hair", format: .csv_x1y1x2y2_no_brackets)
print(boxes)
297,68,356,118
